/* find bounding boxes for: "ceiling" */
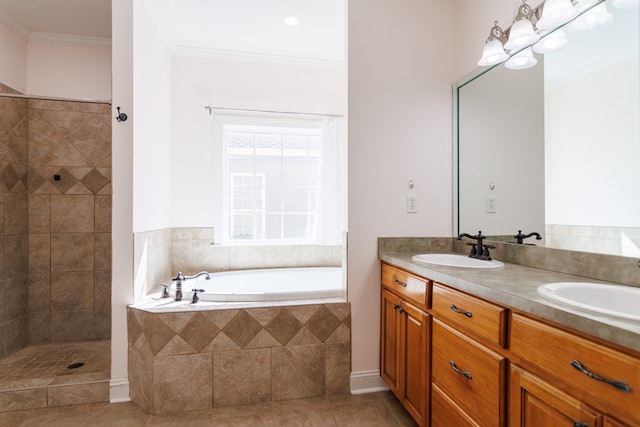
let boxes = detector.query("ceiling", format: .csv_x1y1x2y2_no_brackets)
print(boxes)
0,0,345,66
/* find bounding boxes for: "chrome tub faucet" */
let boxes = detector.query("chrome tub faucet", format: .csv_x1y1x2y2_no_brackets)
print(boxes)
172,271,211,301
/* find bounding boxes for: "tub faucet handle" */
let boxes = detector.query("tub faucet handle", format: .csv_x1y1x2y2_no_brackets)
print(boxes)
161,283,170,298
191,289,205,304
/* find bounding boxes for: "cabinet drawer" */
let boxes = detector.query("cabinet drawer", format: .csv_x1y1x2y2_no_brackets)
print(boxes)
432,283,507,347
381,263,429,308
432,384,480,427
511,313,640,420
432,319,507,427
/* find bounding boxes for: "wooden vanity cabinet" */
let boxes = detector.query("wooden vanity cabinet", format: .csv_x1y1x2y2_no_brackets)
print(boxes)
380,262,640,427
380,264,430,426
509,364,603,427
431,284,508,427
510,313,639,427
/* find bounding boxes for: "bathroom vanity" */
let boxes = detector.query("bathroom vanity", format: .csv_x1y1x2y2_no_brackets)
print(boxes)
379,241,640,427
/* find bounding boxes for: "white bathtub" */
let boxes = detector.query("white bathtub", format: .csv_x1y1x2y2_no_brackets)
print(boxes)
175,267,344,302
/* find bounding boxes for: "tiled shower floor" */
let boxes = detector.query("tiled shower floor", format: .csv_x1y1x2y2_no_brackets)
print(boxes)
0,341,110,412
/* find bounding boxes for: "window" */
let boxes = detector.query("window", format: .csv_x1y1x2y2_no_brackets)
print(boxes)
216,115,344,245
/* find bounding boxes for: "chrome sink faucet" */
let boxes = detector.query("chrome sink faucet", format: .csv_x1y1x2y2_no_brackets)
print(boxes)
172,271,211,301
458,230,495,261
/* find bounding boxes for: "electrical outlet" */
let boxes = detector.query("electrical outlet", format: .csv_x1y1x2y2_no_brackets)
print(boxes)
407,195,418,213
486,195,497,213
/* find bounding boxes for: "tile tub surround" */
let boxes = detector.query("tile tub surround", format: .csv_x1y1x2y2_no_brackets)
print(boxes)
127,302,351,414
378,237,640,352
133,227,342,300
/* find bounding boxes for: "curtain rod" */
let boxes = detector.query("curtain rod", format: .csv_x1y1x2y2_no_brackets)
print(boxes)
204,105,343,118
0,92,110,104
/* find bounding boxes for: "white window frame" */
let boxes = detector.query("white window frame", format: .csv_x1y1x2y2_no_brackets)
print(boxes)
215,115,326,244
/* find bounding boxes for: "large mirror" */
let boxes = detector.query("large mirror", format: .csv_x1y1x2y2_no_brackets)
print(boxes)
455,0,640,257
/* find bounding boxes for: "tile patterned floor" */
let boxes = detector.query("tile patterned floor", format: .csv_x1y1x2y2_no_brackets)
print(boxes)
0,341,110,411
0,391,419,426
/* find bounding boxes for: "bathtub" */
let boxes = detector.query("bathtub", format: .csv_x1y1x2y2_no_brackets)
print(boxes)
172,267,343,302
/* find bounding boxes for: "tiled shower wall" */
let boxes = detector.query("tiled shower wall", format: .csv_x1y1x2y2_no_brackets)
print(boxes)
0,84,112,354
27,99,112,344
0,84,29,358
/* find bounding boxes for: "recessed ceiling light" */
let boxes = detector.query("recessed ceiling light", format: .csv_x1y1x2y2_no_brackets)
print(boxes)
283,15,299,26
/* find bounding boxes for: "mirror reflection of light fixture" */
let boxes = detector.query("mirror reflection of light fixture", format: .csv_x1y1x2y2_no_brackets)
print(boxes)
533,28,569,53
570,3,615,32
477,21,509,66
504,0,540,50
505,47,538,69
612,0,640,8
536,0,578,29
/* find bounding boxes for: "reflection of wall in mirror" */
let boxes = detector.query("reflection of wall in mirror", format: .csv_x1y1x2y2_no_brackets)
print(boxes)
458,61,545,238
545,55,640,256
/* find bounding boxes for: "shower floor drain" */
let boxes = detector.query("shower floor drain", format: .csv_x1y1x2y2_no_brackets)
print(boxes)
66,362,84,369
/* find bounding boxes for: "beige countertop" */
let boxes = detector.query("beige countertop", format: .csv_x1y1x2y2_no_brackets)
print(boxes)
379,251,640,354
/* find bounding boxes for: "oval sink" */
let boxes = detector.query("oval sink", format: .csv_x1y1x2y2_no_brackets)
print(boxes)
537,282,640,321
412,254,504,269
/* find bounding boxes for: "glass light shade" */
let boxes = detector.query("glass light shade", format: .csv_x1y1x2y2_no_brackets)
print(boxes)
536,0,579,29
478,39,509,66
533,28,568,53
504,19,540,50
612,0,639,8
569,4,615,32
505,47,538,69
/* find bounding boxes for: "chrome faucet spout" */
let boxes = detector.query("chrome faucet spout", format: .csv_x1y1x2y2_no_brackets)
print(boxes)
172,271,211,301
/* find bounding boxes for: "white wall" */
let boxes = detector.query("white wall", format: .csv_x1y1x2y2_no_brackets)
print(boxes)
131,1,172,233
170,56,346,231
347,0,454,388
111,0,134,403
27,39,112,100
546,56,640,226
0,19,27,92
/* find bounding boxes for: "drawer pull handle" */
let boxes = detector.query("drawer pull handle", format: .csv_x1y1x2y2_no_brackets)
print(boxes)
393,304,400,310
570,360,631,393
394,278,407,287
449,304,473,318
449,360,472,379
573,422,588,427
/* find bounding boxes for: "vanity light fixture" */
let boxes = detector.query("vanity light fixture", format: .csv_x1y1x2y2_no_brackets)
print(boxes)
569,3,615,32
536,0,579,29
477,21,510,66
533,27,569,53
505,46,538,69
504,0,540,50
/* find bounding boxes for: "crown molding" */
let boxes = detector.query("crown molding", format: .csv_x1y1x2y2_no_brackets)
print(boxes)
172,45,344,70
29,32,112,49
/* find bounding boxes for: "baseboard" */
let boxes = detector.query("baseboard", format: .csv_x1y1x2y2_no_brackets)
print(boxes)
109,378,130,403
350,370,389,394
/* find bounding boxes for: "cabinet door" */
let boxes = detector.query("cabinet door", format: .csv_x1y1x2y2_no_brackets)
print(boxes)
381,290,403,396
509,364,602,427
401,300,430,426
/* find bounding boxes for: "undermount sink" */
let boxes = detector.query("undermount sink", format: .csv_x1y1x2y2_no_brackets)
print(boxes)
537,282,640,321
411,253,504,269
